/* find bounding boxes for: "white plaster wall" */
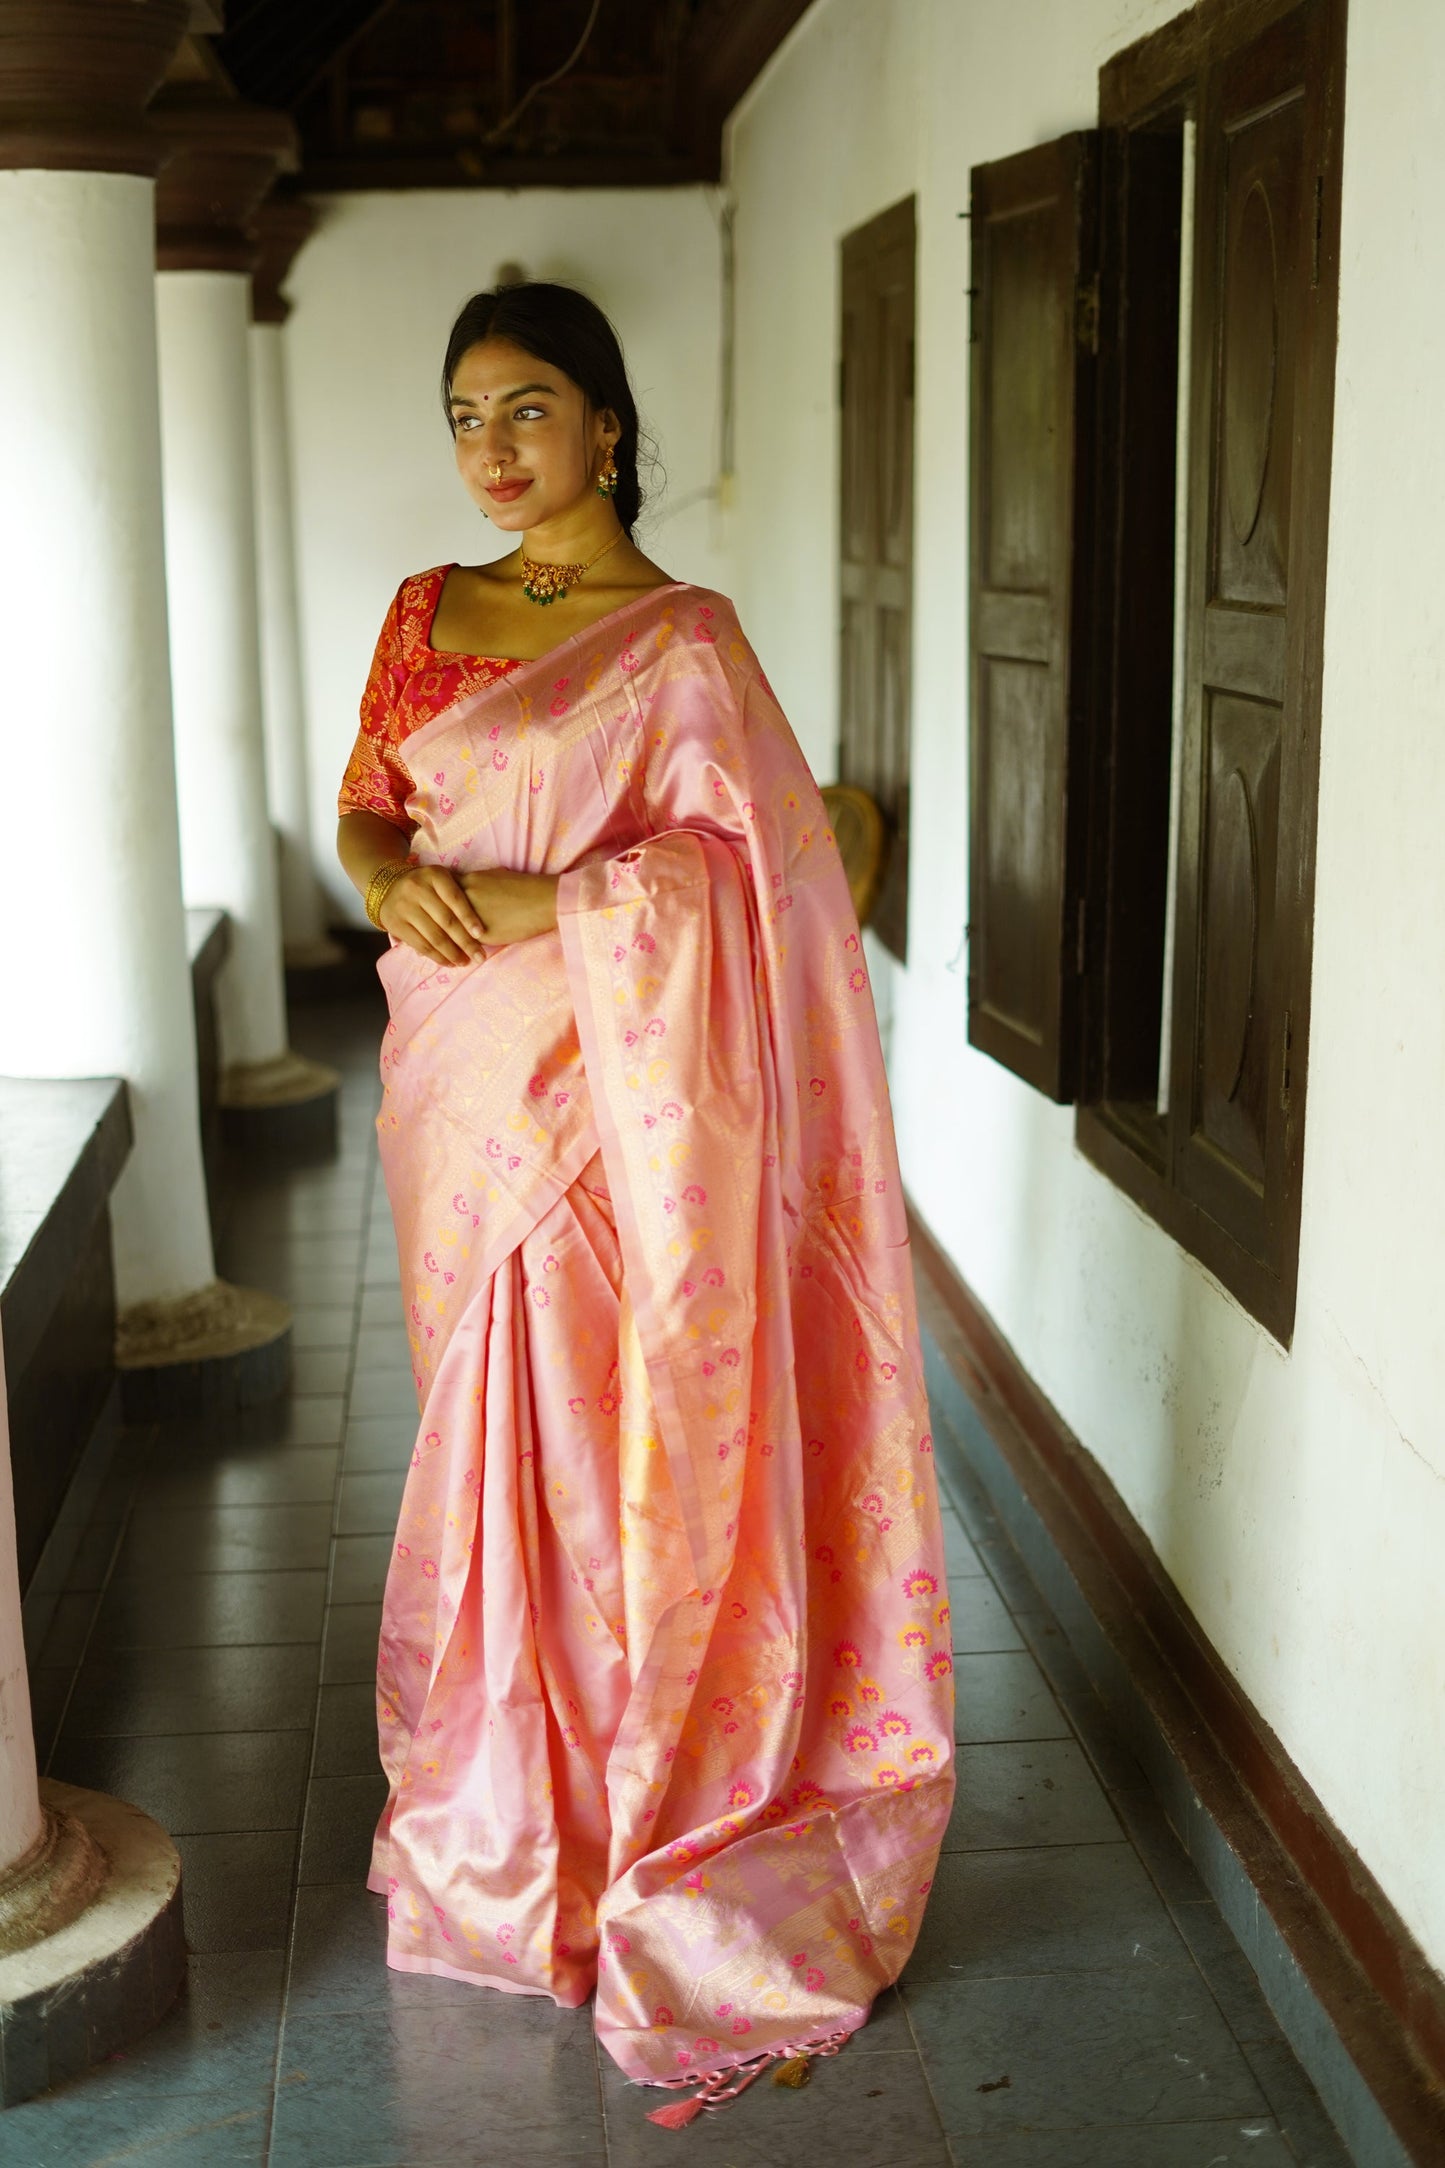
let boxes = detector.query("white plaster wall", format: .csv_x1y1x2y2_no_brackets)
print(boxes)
283,188,730,916
725,0,1445,1975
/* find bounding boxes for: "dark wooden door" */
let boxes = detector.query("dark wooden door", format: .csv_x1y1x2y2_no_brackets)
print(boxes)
967,134,1099,1100
839,196,915,962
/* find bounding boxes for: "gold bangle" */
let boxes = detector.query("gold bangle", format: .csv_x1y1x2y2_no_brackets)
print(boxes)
365,858,413,929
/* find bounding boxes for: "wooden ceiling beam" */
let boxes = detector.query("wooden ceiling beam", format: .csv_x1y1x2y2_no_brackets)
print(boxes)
674,0,816,174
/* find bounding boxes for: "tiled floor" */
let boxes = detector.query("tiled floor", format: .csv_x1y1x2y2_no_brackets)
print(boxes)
14,998,1357,2167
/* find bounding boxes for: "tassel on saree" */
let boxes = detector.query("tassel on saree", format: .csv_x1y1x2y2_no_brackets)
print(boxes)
643,2029,851,2127
771,2054,813,2088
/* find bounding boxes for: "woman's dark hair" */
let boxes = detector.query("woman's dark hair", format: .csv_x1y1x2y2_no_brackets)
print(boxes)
442,281,648,537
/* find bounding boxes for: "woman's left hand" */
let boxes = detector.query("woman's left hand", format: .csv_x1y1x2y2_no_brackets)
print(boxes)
459,870,560,946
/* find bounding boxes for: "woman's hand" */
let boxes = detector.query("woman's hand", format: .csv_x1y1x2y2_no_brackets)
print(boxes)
378,865,488,966
459,870,560,946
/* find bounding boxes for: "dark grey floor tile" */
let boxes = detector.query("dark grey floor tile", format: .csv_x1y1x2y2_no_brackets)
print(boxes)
1241,2040,1357,2168
115,1501,333,1576
222,1231,364,1272
335,1468,408,1535
60,1515,124,1591
0,2086,271,2164
1061,1687,1148,1791
975,1536,1047,1617
358,1288,405,1331
952,1650,1069,1744
219,1259,360,1308
1112,1785,1212,1905
958,2118,1294,2165
330,1533,395,1603
220,1227,362,1268
286,1882,503,2017
854,1985,914,2052
33,1588,98,1668
347,1357,419,1410
944,1739,1121,1851
93,1567,326,1650
353,1331,413,1378
228,1204,365,1246
271,1999,604,2167
62,1641,319,1737
230,1189,367,1231
51,1729,311,1836
257,1392,348,1445
314,1680,381,1776
32,1949,284,2101
903,1842,1189,1987
321,1601,382,1685
176,1829,298,1952
907,1965,1269,2138
600,2036,949,2168
290,1305,357,1351
939,1505,986,1580
1016,1610,1097,1701
298,1772,388,1884
292,1346,352,1396
29,1667,75,1764
936,1456,1002,1545
343,1412,418,1472
950,1578,1025,1654
137,1445,340,1512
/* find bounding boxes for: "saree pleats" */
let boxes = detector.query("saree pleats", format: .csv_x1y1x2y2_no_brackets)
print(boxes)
366,583,956,2087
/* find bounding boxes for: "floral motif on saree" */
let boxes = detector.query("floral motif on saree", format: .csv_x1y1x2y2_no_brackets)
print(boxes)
361,578,956,2098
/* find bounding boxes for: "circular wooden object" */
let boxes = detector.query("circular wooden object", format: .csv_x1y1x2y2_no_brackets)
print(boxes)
821,783,889,929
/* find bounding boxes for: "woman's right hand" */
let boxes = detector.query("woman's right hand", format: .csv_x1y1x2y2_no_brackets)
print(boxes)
377,865,489,966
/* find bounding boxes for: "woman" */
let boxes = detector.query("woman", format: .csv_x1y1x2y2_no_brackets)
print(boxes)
337,282,955,2125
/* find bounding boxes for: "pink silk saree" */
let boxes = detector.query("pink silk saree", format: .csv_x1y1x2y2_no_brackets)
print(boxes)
367,581,956,2100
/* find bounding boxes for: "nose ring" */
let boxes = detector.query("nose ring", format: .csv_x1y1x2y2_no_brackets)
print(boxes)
487,463,503,481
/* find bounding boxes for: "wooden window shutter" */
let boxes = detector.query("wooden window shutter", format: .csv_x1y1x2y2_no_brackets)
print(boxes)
967,134,1099,1101
839,196,916,963
1165,0,1339,1307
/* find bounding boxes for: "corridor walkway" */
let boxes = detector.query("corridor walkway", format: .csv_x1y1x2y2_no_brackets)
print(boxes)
12,998,1354,2167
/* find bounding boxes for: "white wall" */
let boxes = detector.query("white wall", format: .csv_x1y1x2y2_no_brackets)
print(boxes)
283,187,729,916
725,0,1445,1978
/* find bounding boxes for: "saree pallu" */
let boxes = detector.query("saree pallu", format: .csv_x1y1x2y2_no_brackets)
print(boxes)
367,581,956,2093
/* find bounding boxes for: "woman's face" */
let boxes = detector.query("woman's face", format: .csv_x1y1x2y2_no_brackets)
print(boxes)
447,336,617,531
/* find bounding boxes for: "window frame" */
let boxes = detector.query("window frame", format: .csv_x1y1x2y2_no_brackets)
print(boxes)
838,194,917,963
1074,0,1346,1344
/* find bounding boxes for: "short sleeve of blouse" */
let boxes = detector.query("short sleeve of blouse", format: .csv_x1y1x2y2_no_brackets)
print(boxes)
337,585,417,827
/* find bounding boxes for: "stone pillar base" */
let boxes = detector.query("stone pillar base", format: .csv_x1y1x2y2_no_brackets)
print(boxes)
220,1048,340,1160
0,1807,106,1958
282,935,348,972
283,937,352,1009
116,1278,291,1420
0,1780,184,2108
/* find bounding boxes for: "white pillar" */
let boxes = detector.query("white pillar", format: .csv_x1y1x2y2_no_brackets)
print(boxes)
0,169,214,1305
250,316,336,961
156,270,291,1072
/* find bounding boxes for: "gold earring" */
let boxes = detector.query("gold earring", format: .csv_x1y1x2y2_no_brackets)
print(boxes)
596,446,618,499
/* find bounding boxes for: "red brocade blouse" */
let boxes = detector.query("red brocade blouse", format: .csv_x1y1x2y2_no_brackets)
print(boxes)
338,565,525,830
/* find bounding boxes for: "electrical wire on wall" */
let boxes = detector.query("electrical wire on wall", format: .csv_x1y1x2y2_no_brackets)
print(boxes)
646,183,735,537
482,0,604,149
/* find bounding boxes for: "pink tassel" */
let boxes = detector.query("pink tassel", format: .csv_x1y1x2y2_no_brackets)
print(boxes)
646,2097,706,2129
641,2027,855,2129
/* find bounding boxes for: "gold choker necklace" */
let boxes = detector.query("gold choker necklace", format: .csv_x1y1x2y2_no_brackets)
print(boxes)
519,529,624,606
